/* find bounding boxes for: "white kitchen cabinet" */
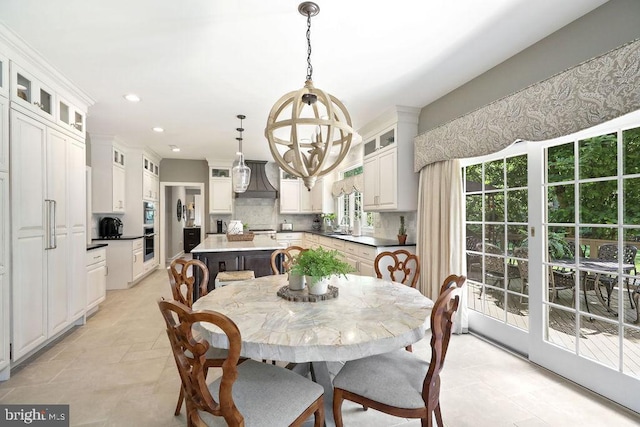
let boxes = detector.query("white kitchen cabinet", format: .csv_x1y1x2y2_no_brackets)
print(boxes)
0,53,8,99
280,178,300,213
0,171,9,379
280,171,331,214
276,232,304,248
0,95,8,172
362,106,420,212
86,248,107,313
99,238,146,290
142,155,160,201
91,135,126,213
57,95,85,139
10,62,56,123
209,167,233,214
10,109,87,361
303,232,319,249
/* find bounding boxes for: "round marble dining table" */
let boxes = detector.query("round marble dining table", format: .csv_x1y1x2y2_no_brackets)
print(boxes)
191,273,434,363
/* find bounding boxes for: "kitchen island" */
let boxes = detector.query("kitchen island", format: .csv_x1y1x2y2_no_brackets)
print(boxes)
191,234,285,294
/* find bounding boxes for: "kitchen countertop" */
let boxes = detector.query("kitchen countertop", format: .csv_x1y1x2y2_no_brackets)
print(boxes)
87,243,108,251
191,234,284,253
92,235,145,241
277,229,416,248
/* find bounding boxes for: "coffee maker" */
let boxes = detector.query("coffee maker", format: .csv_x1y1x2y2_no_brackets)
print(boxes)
216,220,223,234
99,217,123,238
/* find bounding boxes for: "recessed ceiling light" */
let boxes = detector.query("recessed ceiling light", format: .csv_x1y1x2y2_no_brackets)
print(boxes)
123,93,141,102
170,145,180,152
152,127,164,133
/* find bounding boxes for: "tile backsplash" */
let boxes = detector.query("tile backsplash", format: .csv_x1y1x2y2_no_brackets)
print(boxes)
209,198,317,232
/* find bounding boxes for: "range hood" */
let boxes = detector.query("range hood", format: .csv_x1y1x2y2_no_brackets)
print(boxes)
235,160,278,199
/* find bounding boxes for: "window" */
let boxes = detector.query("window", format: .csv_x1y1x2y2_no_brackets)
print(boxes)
338,166,373,229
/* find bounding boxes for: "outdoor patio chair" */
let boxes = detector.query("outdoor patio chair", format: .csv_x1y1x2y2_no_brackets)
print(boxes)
481,243,520,291
596,244,638,309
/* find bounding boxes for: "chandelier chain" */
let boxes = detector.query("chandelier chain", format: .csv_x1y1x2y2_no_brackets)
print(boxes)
306,11,313,81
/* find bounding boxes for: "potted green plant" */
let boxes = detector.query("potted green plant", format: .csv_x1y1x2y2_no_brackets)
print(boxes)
398,216,407,245
290,247,354,295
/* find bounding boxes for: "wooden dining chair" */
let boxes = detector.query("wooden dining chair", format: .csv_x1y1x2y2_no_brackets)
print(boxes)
157,299,325,427
270,245,307,274
374,250,421,288
332,274,466,427
333,275,466,427
374,249,421,351
167,258,228,416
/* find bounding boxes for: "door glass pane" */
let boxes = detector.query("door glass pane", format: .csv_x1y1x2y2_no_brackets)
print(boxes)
623,126,640,175
485,160,504,189
506,154,527,188
579,315,619,369
547,142,574,183
466,164,482,192
623,325,640,379
485,192,504,222
580,181,617,224
546,306,576,351
507,189,527,222
547,184,575,223
466,194,482,221
579,133,617,179
623,177,640,225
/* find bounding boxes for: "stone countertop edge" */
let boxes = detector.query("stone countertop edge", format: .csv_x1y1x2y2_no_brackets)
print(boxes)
87,243,108,251
92,235,145,241
191,235,285,253
279,229,416,247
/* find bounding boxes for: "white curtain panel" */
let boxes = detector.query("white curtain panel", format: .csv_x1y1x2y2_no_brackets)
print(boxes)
417,159,467,333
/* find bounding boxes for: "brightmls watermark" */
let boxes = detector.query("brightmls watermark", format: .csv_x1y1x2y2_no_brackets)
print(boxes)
1,405,69,426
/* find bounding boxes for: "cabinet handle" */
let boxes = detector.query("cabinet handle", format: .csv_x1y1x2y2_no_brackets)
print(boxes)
93,255,100,259
134,254,137,262
105,266,109,276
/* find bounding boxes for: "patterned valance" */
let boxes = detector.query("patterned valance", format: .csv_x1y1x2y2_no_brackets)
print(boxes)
331,174,364,197
414,38,640,172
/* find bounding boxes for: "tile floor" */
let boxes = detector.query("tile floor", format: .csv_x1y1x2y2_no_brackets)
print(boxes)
1,269,639,426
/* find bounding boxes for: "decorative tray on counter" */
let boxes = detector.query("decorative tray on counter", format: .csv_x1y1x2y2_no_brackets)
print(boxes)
226,232,255,242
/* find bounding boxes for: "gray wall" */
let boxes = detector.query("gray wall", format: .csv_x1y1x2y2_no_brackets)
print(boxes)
418,0,640,134
160,159,209,230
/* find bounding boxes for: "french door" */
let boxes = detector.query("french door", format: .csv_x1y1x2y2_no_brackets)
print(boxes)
464,110,640,413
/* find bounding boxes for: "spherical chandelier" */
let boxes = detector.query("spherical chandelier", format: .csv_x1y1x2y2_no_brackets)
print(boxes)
265,2,354,191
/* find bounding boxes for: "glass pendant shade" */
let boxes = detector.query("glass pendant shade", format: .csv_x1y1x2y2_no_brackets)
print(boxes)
232,152,251,193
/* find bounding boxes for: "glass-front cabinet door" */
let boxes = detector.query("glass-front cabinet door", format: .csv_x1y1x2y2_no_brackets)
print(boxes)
58,96,85,137
10,63,55,121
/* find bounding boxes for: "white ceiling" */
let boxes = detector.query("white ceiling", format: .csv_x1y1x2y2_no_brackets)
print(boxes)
0,0,608,162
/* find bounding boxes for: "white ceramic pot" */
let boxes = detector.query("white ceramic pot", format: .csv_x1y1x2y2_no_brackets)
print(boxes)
288,273,305,291
306,276,330,295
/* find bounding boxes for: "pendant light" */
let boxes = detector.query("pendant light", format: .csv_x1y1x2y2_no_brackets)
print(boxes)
265,2,354,191
232,114,251,193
